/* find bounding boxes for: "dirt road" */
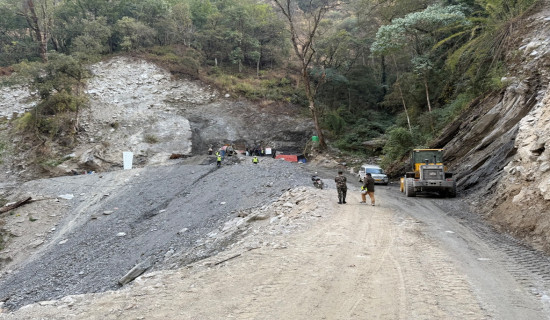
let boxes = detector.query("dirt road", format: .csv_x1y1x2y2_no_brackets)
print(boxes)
3,182,550,319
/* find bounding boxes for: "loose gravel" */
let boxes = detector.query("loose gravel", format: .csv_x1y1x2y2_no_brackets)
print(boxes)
0,155,314,310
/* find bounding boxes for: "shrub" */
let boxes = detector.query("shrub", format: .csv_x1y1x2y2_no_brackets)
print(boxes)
381,127,418,168
144,134,159,144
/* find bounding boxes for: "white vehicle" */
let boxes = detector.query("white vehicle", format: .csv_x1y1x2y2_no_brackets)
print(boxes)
358,164,389,185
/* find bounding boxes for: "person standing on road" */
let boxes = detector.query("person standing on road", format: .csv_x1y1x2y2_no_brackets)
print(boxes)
252,156,259,164
335,170,347,204
362,172,375,206
217,154,222,167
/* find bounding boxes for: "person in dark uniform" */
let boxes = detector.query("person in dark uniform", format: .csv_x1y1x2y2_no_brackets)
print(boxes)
335,170,347,204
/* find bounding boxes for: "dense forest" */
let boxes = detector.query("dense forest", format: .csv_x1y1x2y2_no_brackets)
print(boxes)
0,0,539,166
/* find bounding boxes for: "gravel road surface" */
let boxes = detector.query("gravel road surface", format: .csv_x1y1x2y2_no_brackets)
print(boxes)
2,163,550,319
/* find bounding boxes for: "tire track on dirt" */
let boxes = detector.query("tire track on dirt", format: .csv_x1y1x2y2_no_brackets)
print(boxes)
388,187,550,319
432,198,550,315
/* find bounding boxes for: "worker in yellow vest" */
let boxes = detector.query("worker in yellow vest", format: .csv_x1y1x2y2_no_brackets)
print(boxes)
217,154,222,167
252,156,259,164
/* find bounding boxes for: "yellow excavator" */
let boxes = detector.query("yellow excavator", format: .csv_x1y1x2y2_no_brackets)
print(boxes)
399,149,456,197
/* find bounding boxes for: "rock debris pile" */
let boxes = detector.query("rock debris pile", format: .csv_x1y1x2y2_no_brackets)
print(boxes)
0,155,323,311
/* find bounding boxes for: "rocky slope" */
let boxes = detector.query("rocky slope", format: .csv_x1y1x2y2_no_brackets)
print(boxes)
0,156,318,310
434,3,550,252
0,56,314,183
0,55,318,311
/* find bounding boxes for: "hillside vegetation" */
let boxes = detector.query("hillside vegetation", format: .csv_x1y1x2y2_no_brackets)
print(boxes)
0,0,539,163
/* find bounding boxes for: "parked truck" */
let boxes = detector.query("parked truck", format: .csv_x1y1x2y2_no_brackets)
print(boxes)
399,149,456,198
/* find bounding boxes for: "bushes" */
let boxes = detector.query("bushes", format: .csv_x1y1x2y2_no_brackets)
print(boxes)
381,127,422,168
145,46,202,78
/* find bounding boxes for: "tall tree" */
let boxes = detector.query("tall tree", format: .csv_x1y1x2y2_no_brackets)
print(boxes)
20,0,50,62
371,4,467,132
272,0,341,150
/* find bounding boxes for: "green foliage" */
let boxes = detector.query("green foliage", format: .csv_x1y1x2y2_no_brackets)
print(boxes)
431,92,475,132
0,0,541,170
114,17,156,51
330,109,395,153
70,17,112,57
12,53,88,138
146,45,202,77
190,0,217,29
325,110,346,135
380,127,417,167
371,4,468,56
14,112,34,132
0,0,40,65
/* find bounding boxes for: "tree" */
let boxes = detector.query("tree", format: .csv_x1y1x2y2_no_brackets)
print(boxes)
371,4,467,132
171,2,194,46
19,0,53,62
247,3,287,76
272,0,341,150
0,1,37,65
15,53,89,138
70,17,112,57
114,16,156,51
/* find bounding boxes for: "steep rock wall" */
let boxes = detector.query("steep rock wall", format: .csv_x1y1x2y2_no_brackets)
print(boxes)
435,4,550,251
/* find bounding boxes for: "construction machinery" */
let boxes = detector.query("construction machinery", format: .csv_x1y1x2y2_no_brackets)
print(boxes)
399,149,456,198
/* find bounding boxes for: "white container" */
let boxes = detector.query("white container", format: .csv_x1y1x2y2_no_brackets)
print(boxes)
123,152,133,170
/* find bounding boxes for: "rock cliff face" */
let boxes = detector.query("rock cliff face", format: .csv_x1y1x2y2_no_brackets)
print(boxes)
436,4,550,252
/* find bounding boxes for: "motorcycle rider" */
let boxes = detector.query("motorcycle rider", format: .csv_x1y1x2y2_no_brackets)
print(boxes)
312,174,323,189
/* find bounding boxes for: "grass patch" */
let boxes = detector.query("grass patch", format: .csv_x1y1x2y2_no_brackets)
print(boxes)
144,134,159,144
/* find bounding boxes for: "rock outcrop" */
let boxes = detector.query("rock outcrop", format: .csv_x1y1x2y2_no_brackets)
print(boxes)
436,4,550,252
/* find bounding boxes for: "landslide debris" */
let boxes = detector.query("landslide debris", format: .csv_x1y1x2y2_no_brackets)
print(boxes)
0,156,316,310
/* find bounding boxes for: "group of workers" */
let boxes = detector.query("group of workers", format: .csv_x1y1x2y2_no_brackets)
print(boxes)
210,145,265,167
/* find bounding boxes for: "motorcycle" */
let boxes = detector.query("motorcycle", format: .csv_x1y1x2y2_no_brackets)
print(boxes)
312,175,324,189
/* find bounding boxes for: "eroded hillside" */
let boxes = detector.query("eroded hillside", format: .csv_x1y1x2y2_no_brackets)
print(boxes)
0,56,314,185
434,3,550,252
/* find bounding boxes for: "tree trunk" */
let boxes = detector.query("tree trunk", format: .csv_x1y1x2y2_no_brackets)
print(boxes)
25,0,48,62
424,77,432,113
392,56,412,133
396,78,412,133
256,55,261,78
381,55,387,96
303,70,326,149
424,77,435,134
272,0,339,151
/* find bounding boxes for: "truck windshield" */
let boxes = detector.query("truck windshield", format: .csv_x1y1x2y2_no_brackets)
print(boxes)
412,150,443,164
365,168,384,174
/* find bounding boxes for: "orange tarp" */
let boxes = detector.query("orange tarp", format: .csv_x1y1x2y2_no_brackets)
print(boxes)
275,155,298,162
